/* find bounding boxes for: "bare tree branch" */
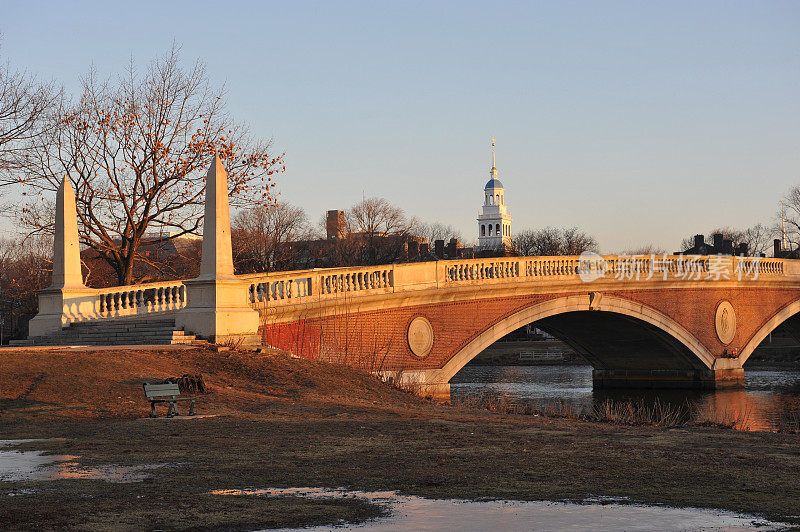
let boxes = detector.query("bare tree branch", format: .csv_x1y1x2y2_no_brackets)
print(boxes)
6,45,285,285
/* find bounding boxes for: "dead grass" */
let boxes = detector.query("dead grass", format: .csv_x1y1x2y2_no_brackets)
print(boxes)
1,347,799,529
588,398,687,426
451,393,763,430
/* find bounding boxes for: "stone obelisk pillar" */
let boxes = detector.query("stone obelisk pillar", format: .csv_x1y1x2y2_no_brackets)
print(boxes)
176,155,260,343
28,177,92,336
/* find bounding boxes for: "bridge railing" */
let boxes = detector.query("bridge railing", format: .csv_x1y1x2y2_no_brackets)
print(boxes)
54,255,799,324
241,254,796,310
60,280,187,324
442,254,791,285
241,264,395,309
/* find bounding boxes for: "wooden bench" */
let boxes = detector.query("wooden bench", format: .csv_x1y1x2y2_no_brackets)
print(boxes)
142,382,196,418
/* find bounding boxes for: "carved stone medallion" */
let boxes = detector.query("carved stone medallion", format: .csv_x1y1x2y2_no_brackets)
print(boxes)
407,316,434,358
715,300,736,345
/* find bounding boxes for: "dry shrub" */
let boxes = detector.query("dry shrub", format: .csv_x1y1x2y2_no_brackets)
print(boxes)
450,391,578,418
220,336,245,350
588,398,687,427
538,400,577,419
165,374,207,394
453,392,687,427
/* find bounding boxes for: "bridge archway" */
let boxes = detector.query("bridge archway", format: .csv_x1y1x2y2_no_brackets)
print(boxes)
739,299,800,365
438,294,716,385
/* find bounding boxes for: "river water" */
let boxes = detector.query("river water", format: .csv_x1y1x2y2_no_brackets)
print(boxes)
450,365,800,432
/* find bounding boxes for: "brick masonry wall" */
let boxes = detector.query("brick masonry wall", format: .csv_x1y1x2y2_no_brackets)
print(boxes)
608,288,799,357
261,287,799,373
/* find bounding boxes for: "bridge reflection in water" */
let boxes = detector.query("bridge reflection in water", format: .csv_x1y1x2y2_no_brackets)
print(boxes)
450,365,800,432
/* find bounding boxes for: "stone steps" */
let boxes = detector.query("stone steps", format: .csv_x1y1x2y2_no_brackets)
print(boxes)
12,317,202,347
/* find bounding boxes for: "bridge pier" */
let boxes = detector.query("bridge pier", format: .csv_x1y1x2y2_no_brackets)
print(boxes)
593,366,744,390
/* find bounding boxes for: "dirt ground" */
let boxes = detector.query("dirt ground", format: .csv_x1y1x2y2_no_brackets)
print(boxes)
1,345,800,530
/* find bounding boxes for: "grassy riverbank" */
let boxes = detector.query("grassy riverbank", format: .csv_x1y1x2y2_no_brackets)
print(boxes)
1,346,800,530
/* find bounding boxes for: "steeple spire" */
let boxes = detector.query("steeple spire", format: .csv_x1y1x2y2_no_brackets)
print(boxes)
490,137,498,178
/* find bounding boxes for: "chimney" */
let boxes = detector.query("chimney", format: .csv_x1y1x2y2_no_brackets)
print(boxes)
774,239,782,258
737,243,748,256
326,210,345,240
694,234,704,250
434,239,445,259
419,242,429,256
713,233,724,251
407,239,419,258
723,239,733,255
445,239,457,258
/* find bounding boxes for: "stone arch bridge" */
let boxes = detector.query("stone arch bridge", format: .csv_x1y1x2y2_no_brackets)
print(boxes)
23,158,800,399
245,255,800,397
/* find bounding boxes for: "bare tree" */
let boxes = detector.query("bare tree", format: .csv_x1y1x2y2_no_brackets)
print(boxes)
6,45,284,285
739,224,772,256
561,227,599,255
347,197,415,264
232,201,311,273
416,221,462,244
620,245,666,255
778,188,800,252
0,236,51,341
0,58,61,175
514,226,598,256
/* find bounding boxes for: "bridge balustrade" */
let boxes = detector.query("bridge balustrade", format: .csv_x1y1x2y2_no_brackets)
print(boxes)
241,265,395,310
96,281,186,316
59,280,187,324
442,255,791,285
244,273,313,307
48,255,797,329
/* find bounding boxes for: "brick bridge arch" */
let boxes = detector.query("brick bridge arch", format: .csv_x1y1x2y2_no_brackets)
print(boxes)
739,299,800,365
434,294,716,385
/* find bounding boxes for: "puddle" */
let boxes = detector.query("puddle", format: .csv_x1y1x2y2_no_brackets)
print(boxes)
0,439,58,447
0,439,173,484
212,487,791,531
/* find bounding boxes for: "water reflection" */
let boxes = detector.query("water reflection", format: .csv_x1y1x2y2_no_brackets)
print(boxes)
0,439,174,483
450,366,800,432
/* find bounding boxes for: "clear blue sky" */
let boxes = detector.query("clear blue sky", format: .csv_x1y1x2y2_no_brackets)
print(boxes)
1,1,798,252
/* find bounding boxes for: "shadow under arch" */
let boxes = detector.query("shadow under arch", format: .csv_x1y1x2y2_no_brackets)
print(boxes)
739,299,800,365
439,294,716,385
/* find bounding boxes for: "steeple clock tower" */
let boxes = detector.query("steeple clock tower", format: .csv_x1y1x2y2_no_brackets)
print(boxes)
477,138,512,250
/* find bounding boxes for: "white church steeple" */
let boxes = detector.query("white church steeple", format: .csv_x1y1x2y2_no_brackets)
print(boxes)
477,137,513,250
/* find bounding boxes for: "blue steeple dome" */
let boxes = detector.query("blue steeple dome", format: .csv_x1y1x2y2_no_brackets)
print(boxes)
485,177,504,189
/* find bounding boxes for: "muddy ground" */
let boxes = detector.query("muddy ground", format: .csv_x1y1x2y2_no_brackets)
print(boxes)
1,346,799,530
